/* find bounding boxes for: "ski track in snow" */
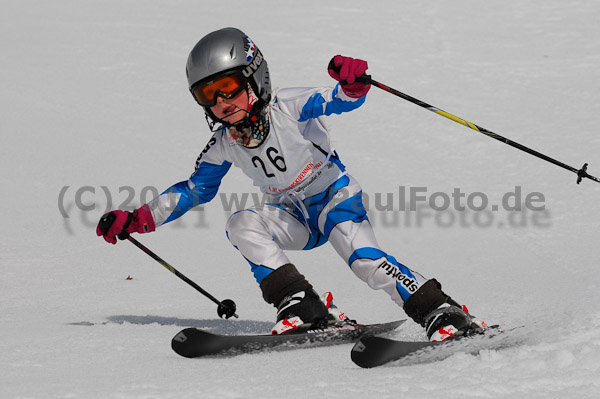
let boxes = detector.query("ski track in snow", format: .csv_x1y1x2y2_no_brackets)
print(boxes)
2,1,599,398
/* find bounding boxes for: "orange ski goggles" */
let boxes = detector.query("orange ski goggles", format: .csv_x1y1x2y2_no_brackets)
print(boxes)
191,72,247,107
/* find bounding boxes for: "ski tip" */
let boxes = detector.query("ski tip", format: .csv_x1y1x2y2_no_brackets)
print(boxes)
171,328,219,358
350,336,386,368
171,328,195,358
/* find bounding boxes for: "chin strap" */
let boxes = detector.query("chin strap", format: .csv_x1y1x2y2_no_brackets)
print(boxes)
204,90,269,123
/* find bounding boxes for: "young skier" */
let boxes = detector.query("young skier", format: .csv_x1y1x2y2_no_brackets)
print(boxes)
97,27,487,341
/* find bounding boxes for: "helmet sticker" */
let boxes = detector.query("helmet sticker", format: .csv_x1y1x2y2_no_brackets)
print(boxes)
244,36,256,62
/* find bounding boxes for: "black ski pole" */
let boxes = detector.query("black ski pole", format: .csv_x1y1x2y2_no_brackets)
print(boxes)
124,235,238,319
98,212,238,319
328,58,600,185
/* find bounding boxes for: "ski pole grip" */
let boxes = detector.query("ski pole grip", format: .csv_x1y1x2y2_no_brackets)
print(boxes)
98,212,116,233
97,211,131,240
327,57,372,86
117,213,133,240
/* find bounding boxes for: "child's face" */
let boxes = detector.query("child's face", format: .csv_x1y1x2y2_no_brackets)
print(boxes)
210,89,250,124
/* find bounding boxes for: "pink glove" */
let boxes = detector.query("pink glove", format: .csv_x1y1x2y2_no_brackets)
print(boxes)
328,55,371,98
96,204,155,244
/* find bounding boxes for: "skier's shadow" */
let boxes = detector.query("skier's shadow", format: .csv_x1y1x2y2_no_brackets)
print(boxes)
103,315,273,334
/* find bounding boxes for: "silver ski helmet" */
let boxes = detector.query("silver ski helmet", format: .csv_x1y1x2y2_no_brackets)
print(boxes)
186,28,271,121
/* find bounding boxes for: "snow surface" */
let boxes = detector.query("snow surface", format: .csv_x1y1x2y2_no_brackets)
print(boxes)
2,0,600,398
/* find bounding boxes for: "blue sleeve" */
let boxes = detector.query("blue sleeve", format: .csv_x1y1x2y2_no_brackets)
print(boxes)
298,84,366,122
149,161,232,226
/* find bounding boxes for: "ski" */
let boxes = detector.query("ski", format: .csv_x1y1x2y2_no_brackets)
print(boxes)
351,337,440,368
351,326,520,368
171,319,405,358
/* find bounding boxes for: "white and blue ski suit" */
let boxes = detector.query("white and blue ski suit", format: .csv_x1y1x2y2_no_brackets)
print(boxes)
146,84,428,308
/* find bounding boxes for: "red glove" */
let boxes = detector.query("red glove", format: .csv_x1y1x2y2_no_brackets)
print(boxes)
328,55,371,98
96,204,155,244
